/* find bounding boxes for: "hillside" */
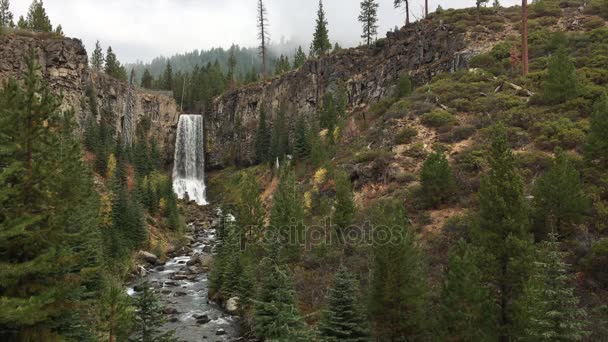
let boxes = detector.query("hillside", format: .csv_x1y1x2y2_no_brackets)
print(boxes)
207,1,608,340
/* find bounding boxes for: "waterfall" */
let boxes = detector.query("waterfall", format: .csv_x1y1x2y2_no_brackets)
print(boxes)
172,115,208,206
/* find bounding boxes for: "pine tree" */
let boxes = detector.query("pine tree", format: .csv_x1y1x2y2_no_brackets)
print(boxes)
16,15,26,29
293,46,307,68
318,265,369,342
210,213,240,295
439,240,498,341
131,281,178,342
270,167,305,263
0,51,103,339
91,40,104,71
141,69,153,89
97,278,134,342
162,61,173,91
257,0,269,81
515,233,589,340
394,0,410,25
105,47,119,77
420,149,456,209
585,93,608,167
312,0,331,57
476,0,490,23
293,115,311,160
542,46,578,105
0,0,14,27
236,172,265,248
270,106,289,162
359,0,379,47
320,93,338,133
255,106,271,163
473,123,533,340
333,171,356,230
368,199,429,340
26,0,52,32
532,148,586,239
254,257,309,340
53,24,63,36
227,46,237,86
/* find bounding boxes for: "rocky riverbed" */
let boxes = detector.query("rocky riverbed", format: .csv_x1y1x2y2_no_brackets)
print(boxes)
128,206,241,341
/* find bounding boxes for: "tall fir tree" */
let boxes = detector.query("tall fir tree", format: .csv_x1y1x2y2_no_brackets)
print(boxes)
236,172,265,249
96,278,134,342
141,69,154,89
131,281,178,342
257,0,269,81
393,0,410,25
26,0,52,32
318,265,369,342
270,105,289,162
420,149,456,209
473,123,533,340
368,200,429,340
439,240,498,341
293,46,307,68
585,93,608,167
0,0,14,27
162,61,173,91
91,40,104,71
269,167,305,263
293,114,311,161
0,52,103,340
333,170,356,231
255,106,271,164
312,0,331,57
359,0,379,47
514,233,589,341
532,148,586,239
542,46,578,105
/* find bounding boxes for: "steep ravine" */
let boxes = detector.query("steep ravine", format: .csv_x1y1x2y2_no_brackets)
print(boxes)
128,205,241,341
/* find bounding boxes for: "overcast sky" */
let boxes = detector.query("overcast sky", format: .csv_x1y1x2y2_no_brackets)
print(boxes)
10,0,520,63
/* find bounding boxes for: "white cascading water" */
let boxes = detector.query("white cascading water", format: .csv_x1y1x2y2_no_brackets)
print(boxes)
172,115,208,205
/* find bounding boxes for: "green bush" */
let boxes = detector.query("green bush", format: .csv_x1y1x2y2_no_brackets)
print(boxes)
421,109,457,128
395,75,413,98
584,17,605,30
384,99,411,121
583,238,608,287
419,150,457,208
394,126,418,145
533,118,586,150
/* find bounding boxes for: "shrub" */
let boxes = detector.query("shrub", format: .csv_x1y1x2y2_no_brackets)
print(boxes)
533,118,586,150
421,109,457,128
384,99,411,121
454,147,486,173
395,126,418,145
419,150,457,208
584,17,605,30
395,75,413,98
406,142,428,159
583,238,608,287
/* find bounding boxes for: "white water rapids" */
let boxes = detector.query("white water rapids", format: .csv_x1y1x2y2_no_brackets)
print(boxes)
173,115,208,205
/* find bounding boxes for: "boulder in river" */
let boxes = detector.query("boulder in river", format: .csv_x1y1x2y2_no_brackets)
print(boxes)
199,254,212,268
163,307,179,315
216,328,226,336
186,254,200,266
202,245,212,253
137,250,160,265
196,315,211,324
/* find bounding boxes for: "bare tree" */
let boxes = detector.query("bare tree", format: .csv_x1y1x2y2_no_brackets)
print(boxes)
476,0,489,24
425,0,429,18
522,0,529,75
394,0,410,26
257,0,269,82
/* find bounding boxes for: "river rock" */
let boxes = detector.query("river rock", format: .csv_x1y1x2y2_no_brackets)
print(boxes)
216,328,226,336
226,297,239,314
173,291,187,297
199,254,212,268
163,307,179,315
196,315,211,324
187,266,199,275
164,281,179,287
202,245,212,253
137,250,160,265
186,253,200,266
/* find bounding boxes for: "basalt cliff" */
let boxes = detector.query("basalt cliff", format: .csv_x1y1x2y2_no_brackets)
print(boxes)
0,32,180,164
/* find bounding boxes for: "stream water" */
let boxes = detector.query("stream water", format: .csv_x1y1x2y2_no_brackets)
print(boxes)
128,221,240,341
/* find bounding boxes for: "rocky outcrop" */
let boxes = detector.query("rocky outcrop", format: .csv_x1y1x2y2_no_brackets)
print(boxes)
0,32,180,164
208,19,472,168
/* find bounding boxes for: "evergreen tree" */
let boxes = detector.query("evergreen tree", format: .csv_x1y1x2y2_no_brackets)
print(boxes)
368,200,428,340
320,93,338,133
394,0,410,25
91,40,104,71
532,148,586,239
0,0,14,27
542,47,578,105
359,0,379,47
312,0,331,57
515,233,589,341
254,254,309,341
274,54,291,75
439,240,497,341
293,46,307,68
227,46,237,86
270,105,289,162
473,123,533,340
0,52,103,340
318,265,368,342
53,24,62,36
131,281,178,342
293,115,311,160
210,213,240,294
26,0,52,32
97,278,134,342
257,0,269,81
255,107,271,163
585,93,608,167
162,61,173,91
105,47,120,78
16,14,26,29
236,172,265,248
141,69,154,89
333,171,356,230
270,167,305,263
420,149,456,209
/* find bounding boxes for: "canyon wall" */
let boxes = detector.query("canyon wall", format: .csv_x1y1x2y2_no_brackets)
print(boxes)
208,19,478,168
0,32,180,164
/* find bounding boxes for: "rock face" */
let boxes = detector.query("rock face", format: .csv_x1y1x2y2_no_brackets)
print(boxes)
0,32,180,164
208,20,471,169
